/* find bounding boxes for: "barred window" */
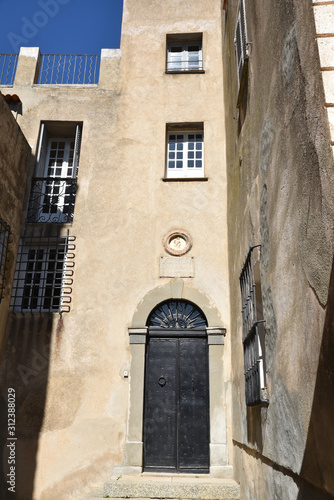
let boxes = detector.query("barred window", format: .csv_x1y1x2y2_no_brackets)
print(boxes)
240,245,268,406
234,0,248,87
11,229,75,313
0,218,11,302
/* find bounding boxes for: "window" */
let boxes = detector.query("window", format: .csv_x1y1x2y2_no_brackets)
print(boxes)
234,0,248,87
166,34,203,72
0,218,11,302
10,229,75,313
27,121,82,223
239,245,268,406
166,124,204,179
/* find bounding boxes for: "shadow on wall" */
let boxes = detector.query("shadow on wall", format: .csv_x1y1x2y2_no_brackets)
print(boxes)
0,314,55,500
297,253,334,499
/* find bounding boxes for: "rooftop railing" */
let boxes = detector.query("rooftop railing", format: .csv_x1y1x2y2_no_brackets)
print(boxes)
0,54,18,86
37,54,100,85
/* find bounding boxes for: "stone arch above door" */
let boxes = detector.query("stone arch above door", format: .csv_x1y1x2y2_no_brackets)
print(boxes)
130,278,225,329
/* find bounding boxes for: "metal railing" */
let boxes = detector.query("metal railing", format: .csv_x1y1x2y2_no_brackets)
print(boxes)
37,54,100,85
166,59,203,72
27,178,77,223
0,54,18,86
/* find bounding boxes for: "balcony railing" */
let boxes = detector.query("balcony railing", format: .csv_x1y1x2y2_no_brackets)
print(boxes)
166,59,203,72
0,54,18,86
27,178,77,223
37,54,100,85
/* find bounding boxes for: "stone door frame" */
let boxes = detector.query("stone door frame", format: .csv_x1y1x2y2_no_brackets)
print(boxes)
123,279,229,477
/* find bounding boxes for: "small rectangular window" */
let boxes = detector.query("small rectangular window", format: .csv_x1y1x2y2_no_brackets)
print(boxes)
239,245,268,406
10,229,75,313
166,34,203,72
234,0,248,87
0,218,11,303
166,124,204,179
27,121,82,224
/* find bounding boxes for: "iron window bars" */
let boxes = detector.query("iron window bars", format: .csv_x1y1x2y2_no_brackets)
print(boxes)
239,245,267,406
234,0,248,87
10,229,75,313
27,123,81,223
0,218,11,302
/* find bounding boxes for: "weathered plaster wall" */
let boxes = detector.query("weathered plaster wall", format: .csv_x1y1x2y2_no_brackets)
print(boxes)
223,0,334,498
0,1,230,498
0,94,30,357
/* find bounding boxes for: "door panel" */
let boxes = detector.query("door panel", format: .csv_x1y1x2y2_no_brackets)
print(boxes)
143,338,177,470
143,331,209,473
179,338,209,471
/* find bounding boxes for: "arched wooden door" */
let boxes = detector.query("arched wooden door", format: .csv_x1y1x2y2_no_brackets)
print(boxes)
143,300,210,473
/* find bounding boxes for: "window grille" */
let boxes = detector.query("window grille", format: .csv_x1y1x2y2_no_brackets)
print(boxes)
10,229,75,313
0,218,11,302
234,0,248,86
239,245,267,406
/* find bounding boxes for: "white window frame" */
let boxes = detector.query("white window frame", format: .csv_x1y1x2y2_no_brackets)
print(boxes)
166,128,204,179
28,122,82,223
167,41,203,72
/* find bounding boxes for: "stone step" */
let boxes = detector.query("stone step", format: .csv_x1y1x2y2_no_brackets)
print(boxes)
103,475,240,500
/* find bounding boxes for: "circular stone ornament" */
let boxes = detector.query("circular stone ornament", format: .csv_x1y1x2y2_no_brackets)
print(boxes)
163,230,192,256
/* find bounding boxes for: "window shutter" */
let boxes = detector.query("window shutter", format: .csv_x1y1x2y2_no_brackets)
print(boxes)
35,123,49,177
73,124,82,178
235,0,248,86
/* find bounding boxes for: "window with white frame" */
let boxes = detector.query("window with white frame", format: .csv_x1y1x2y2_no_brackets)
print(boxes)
166,125,204,179
0,218,11,302
27,121,82,223
239,245,268,406
234,0,248,87
10,229,75,313
166,34,203,72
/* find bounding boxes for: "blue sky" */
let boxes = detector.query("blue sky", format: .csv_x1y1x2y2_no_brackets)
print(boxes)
0,0,123,54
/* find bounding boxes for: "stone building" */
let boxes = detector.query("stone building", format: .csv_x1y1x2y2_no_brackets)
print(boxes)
0,1,333,499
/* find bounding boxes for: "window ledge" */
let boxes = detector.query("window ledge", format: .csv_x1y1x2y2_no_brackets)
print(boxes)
162,177,208,182
165,70,205,75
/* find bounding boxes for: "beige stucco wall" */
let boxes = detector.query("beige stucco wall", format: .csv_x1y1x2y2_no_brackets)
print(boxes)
0,1,231,499
0,94,30,359
223,0,334,499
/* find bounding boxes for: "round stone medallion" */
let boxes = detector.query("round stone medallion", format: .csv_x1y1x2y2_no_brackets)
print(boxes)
163,230,192,256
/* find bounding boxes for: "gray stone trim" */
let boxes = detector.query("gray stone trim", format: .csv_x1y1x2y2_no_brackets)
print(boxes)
206,327,226,345
129,327,148,344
